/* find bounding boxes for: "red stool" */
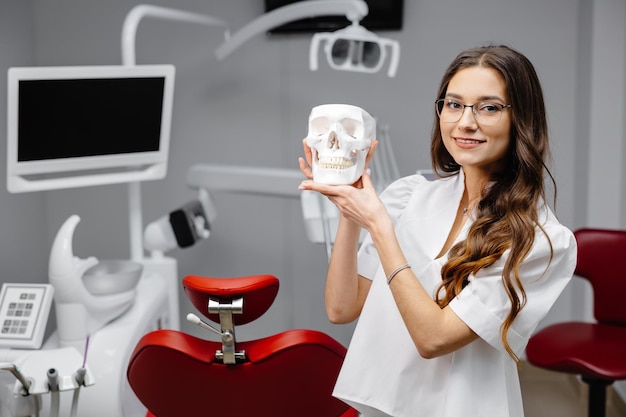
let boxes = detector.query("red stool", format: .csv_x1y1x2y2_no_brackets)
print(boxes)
127,274,357,417
526,228,626,417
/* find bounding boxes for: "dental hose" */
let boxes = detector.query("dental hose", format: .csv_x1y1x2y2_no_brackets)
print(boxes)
69,335,89,417
33,399,40,417
70,385,81,417
48,391,59,417
70,367,86,417
47,368,60,417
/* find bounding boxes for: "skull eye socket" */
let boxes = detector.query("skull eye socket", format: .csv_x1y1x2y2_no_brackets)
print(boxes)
310,117,360,139
311,117,330,136
342,118,359,138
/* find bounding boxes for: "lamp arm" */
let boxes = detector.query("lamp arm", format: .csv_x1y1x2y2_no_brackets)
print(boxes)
121,4,230,66
215,0,368,61
120,4,228,260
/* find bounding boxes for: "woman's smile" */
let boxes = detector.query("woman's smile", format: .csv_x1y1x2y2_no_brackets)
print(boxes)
453,136,486,147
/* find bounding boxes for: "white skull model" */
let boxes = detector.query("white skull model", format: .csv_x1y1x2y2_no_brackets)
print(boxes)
305,104,376,185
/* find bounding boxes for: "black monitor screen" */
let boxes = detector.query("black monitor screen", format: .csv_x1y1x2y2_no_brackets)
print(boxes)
18,77,165,162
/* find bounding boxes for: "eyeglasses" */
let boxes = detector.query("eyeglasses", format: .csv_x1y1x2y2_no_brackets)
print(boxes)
309,23,400,77
435,99,511,126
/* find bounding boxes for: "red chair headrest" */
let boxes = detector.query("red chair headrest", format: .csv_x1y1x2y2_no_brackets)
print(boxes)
183,274,279,325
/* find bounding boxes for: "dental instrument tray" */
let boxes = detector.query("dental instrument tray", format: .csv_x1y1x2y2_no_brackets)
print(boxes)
0,283,54,349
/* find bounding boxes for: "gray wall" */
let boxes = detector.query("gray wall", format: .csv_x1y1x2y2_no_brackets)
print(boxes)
1,0,625,392
0,2,49,291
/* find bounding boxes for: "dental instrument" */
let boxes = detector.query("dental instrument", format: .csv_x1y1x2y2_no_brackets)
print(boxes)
0,364,31,396
0,363,39,417
186,313,223,338
0,347,96,417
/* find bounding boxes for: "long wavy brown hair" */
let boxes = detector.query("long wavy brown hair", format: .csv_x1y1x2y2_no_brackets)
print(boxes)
431,45,555,361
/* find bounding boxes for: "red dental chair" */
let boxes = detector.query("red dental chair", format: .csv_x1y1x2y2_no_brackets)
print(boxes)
127,274,358,417
526,228,626,417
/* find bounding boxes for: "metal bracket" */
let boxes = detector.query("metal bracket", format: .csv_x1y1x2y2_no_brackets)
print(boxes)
208,297,244,364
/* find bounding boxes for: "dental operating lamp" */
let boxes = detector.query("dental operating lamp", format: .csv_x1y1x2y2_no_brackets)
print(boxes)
213,0,367,60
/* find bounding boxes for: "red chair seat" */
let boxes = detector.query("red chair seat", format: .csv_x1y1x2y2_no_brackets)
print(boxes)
128,329,357,417
526,321,626,380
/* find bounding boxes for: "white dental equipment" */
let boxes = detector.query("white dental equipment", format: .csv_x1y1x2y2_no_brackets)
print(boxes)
6,65,175,194
371,122,401,190
0,284,54,350
49,215,140,352
120,0,400,262
0,346,95,417
0,214,172,417
214,0,367,60
310,20,401,77
143,189,216,257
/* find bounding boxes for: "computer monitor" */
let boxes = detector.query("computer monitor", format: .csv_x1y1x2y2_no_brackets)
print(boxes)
6,65,175,193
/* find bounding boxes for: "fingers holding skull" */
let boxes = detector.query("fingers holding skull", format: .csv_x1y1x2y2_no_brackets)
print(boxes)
299,139,314,180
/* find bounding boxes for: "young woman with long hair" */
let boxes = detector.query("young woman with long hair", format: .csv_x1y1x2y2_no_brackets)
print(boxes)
298,45,577,417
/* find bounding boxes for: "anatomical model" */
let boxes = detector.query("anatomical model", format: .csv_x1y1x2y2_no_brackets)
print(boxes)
305,104,376,185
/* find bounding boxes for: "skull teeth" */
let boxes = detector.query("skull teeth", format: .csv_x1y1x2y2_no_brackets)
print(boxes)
318,156,355,169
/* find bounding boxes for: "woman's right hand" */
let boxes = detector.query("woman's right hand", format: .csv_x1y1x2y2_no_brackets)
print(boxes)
298,139,314,180
298,139,378,323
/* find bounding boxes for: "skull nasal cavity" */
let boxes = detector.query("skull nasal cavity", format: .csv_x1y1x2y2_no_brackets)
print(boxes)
328,131,340,149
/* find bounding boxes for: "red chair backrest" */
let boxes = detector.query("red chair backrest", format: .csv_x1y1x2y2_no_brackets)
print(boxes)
128,329,354,417
574,228,626,326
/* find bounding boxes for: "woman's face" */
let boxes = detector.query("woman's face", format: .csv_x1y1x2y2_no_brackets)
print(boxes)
440,66,512,176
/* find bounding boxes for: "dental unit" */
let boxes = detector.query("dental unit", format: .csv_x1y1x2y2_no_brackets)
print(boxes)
1,1,401,416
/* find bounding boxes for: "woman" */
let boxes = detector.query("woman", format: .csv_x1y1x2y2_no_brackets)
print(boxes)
298,45,577,417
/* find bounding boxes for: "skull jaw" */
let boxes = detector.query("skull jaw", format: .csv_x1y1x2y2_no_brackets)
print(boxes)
312,159,366,185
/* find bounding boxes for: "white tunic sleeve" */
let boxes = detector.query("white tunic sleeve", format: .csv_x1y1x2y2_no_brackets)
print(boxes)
448,212,577,357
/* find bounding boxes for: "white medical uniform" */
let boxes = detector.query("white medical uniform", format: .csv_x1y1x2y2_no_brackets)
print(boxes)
332,170,577,417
